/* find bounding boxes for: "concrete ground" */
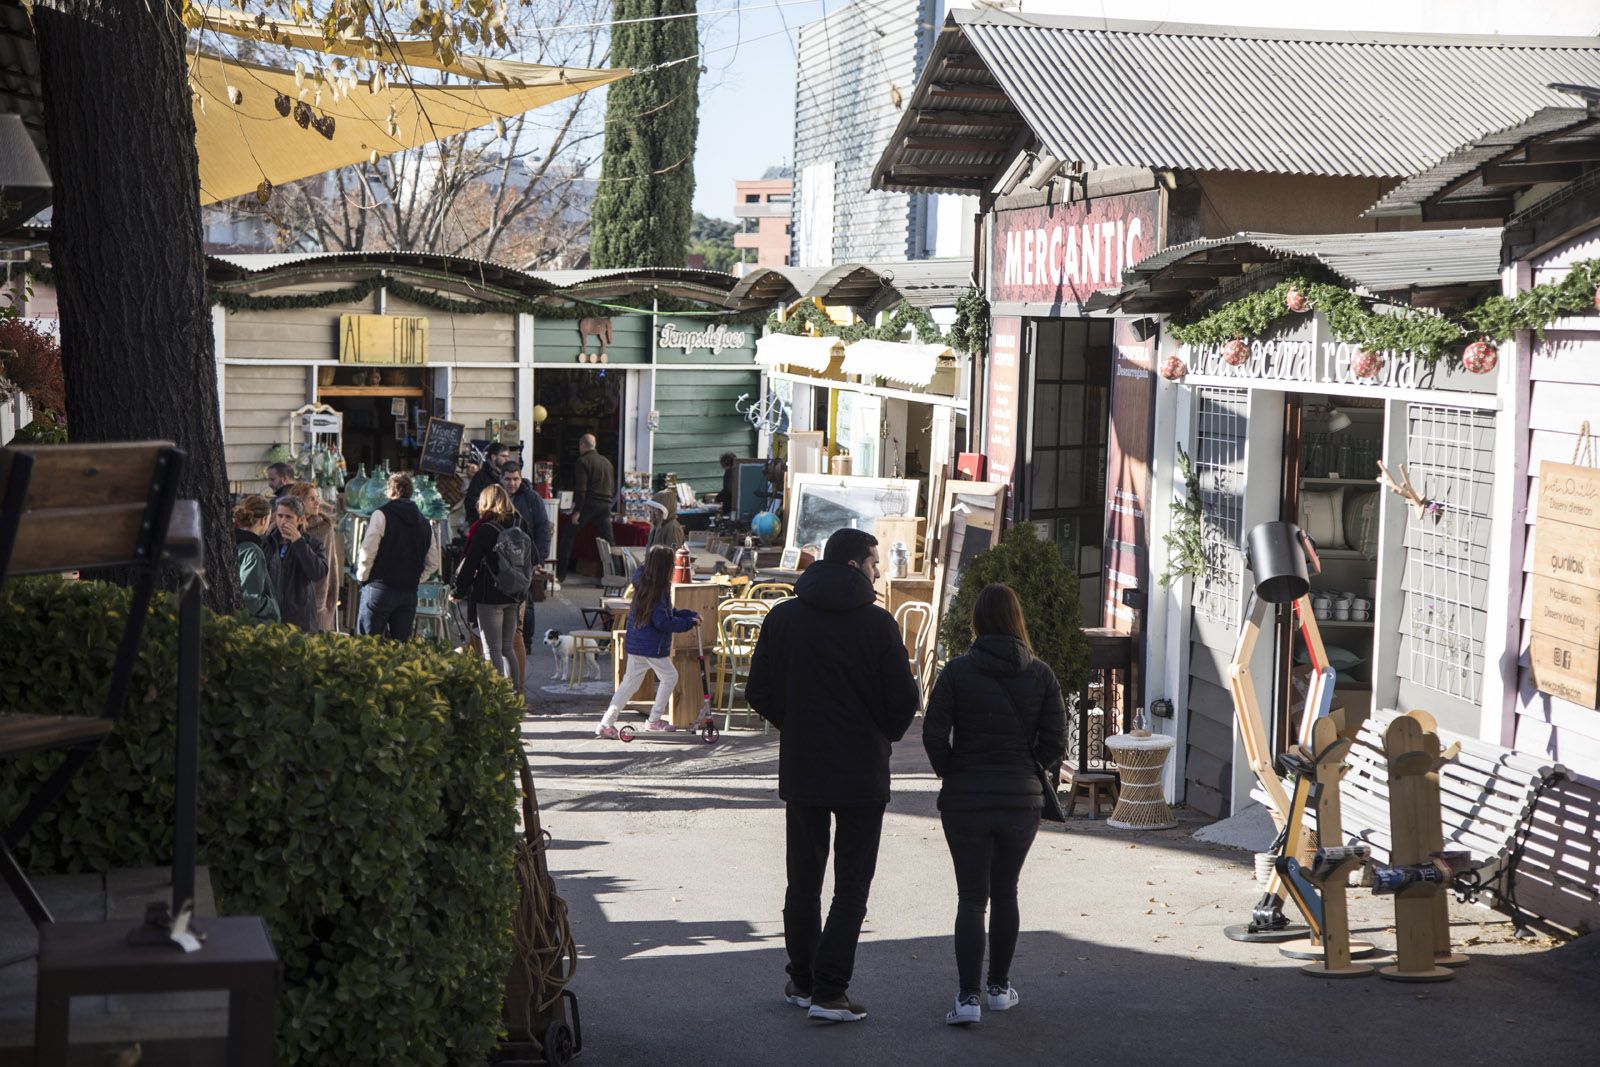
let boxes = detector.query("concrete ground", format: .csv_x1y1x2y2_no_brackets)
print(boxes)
523,698,1600,1066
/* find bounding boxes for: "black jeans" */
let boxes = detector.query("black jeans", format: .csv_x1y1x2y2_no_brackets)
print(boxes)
941,808,1040,996
557,504,615,580
783,803,885,1002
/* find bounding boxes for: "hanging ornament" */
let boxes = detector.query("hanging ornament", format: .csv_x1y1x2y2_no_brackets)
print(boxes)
1160,354,1188,381
1462,338,1498,375
1221,337,1250,366
273,92,291,117
1593,286,1600,312
293,100,313,129
1285,288,1310,313
1351,349,1384,379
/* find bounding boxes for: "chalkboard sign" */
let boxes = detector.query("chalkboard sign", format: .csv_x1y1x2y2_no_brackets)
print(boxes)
418,418,465,476
734,460,767,521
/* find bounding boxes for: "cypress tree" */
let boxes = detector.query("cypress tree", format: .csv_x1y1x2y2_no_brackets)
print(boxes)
589,0,700,268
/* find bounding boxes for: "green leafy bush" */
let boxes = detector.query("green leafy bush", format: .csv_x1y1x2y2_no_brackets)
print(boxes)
937,522,1091,694
0,577,521,1065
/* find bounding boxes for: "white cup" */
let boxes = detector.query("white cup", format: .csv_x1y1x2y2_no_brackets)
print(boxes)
1334,608,1351,621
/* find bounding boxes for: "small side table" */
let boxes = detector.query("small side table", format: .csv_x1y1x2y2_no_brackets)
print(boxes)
1104,733,1178,831
34,915,278,1066
566,630,613,687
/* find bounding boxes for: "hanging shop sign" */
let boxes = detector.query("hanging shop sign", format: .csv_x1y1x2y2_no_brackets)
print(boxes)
1173,315,1496,400
990,190,1161,307
657,322,750,355
338,314,429,365
1530,460,1600,709
984,317,1023,497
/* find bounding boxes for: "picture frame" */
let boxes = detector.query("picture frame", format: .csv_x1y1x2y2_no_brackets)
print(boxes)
779,546,802,569
432,396,446,418
390,398,408,418
393,420,408,441
929,480,1009,626
785,474,920,553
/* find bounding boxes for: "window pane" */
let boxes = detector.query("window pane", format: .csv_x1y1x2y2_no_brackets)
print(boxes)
1057,449,1085,506
1031,451,1058,510
1033,385,1061,448
1034,321,1063,380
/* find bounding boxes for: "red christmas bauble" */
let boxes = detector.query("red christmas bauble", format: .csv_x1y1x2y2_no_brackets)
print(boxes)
1285,288,1310,313
1592,287,1600,312
1462,338,1498,375
1160,354,1188,381
1221,337,1250,366
1351,349,1383,380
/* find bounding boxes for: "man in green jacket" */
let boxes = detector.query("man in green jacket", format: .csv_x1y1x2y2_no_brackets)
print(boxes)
557,433,616,582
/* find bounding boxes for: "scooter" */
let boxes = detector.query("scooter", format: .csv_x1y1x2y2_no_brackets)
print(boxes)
619,628,719,744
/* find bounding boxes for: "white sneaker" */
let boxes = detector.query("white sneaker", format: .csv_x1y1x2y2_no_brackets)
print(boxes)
985,984,1019,1011
945,993,981,1026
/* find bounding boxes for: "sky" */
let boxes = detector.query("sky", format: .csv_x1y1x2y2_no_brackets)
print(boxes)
685,0,1600,222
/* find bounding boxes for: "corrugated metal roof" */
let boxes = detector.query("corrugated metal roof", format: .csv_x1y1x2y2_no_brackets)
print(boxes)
899,10,1600,182
1365,107,1597,217
0,0,43,159
810,258,974,310
527,267,738,291
1091,228,1504,312
728,266,828,305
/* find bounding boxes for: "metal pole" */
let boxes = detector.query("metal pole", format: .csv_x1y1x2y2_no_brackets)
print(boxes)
173,573,201,926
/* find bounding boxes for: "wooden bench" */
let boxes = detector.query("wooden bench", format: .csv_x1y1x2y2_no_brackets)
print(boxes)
1255,709,1567,926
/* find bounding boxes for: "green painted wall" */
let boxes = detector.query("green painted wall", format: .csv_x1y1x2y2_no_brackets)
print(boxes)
532,313,651,365
653,315,758,366
653,369,759,492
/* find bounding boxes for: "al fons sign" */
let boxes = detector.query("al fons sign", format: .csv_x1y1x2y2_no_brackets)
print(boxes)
991,191,1161,306
339,314,428,365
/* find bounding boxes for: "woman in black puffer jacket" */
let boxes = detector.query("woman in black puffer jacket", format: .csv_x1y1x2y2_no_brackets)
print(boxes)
922,583,1067,1027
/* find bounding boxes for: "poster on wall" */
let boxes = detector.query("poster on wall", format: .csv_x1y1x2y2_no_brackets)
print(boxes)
785,474,919,552
989,190,1162,308
1103,319,1157,630
985,317,1022,516
1530,460,1600,709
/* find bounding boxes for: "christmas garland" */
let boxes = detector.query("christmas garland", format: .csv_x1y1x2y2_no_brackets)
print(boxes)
766,298,951,346
1159,444,1204,587
2,259,55,287
1168,258,1600,360
949,289,989,358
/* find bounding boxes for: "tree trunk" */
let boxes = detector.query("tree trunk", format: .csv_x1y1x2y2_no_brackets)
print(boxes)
32,0,241,613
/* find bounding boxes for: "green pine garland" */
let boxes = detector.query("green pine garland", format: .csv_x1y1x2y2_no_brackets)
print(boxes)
1168,259,1600,360
766,298,953,346
1159,444,1204,587
949,289,990,357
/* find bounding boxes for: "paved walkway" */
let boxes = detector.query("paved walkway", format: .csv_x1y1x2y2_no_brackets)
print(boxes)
523,711,1599,1066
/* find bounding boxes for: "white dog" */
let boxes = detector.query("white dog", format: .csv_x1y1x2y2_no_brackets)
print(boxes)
545,629,600,680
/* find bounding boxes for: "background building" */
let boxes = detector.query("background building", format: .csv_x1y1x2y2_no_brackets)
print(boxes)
791,0,975,267
733,166,792,277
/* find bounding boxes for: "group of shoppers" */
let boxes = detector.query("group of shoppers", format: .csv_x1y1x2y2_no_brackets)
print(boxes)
231,485,335,631
747,528,1066,1028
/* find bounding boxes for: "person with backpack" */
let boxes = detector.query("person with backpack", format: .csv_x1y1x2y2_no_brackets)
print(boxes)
921,583,1067,1027
452,484,534,680
594,545,701,739
355,471,440,640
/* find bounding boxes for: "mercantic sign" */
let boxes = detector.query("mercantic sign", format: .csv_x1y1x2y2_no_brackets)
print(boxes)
990,190,1161,307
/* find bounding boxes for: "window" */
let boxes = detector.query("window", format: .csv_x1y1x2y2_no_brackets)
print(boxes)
1027,320,1111,576
744,194,760,203
767,193,792,204
1192,387,1249,625
1400,404,1495,701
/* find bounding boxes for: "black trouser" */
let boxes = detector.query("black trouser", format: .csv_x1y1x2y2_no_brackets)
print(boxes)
783,802,885,1002
941,808,1040,997
557,503,615,580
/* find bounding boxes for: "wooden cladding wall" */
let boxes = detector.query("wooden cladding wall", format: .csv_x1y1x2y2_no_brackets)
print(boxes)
224,363,307,489
1511,232,1600,933
653,369,759,492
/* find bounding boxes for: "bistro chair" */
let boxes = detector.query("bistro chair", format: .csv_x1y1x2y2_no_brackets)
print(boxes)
0,441,201,931
711,598,770,727
745,581,794,601
893,600,935,663
592,538,631,597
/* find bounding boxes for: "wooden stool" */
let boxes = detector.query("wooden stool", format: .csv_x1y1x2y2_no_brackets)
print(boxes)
34,915,278,1066
567,630,612,688
1062,768,1118,819
1104,733,1178,831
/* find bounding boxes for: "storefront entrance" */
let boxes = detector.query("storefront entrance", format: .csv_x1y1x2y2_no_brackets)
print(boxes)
1024,318,1112,620
317,366,438,473
533,368,624,497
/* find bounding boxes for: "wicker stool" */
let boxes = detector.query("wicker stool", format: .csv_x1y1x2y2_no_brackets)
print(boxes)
1061,768,1118,819
1104,733,1178,831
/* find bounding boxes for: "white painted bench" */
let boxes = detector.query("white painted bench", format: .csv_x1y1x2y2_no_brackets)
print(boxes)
1255,710,1567,926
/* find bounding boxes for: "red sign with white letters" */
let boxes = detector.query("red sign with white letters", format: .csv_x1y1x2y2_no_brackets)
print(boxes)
990,191,1162,306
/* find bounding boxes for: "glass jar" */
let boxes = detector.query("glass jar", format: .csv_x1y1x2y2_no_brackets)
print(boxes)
1305,434,1326,478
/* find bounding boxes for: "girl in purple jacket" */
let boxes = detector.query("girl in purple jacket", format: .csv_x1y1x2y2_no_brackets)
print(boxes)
596,545,701,738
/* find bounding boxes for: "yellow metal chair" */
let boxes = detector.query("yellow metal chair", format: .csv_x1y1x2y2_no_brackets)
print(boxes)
711,598,770,728
746,581,795,601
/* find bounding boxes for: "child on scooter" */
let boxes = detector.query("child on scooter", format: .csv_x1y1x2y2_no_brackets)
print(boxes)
596,544,702,738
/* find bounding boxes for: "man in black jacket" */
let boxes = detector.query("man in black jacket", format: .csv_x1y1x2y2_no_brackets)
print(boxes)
747,528,920,1024
262,494,331,631
464,442,510,524
356,472,441,640
556,433,616,582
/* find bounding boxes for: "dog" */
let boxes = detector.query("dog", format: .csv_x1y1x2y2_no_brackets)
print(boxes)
544,629,600,681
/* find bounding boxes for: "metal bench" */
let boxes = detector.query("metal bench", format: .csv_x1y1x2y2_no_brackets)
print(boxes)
1255,708,1567,929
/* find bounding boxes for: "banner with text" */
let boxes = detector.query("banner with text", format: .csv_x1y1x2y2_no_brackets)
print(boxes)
985,317,1023,516
1103,320,1156,630
990,191,1162,307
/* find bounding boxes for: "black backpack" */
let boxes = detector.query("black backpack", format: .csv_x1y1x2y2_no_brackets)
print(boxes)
489,521,535,600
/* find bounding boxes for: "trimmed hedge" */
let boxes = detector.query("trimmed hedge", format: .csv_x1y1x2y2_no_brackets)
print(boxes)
937,522,1091,695
0,577,522,1065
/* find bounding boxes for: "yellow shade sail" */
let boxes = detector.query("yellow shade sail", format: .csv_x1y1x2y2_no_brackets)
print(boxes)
187,37,628,204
